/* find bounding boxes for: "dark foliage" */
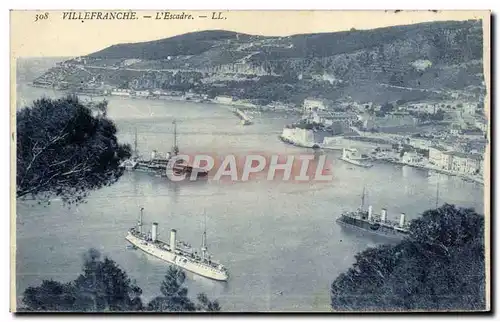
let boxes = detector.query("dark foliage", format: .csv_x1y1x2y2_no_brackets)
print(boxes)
16,95,131,204
21,280,77,312
20,250,220,312
21,249,143,312
331,204,486,311
147,266,221,312
73,249,144,311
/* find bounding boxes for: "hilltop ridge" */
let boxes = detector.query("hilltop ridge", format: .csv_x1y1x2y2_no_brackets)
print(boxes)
33,19,485,106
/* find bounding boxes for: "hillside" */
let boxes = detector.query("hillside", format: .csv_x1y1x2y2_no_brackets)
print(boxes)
33,20,485,106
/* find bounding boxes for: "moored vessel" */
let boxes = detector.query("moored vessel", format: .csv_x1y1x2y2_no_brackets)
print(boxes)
336,187,410,239
340,148,373,168
126,208,229,281
120,121,209,178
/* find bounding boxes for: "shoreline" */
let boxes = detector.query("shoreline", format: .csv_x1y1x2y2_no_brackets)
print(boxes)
371,157,484,185
27,83,484,186
280,135,484,185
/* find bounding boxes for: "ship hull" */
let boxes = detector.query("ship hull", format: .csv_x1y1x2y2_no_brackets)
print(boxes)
125,233,228,281
340,156,373,168
336,215,408,239
279,135,317,148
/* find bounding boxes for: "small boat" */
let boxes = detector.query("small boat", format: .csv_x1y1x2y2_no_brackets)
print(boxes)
341,148,373,168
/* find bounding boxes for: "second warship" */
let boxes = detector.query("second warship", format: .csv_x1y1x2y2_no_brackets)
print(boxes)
336,187,410,238
120,120,208,178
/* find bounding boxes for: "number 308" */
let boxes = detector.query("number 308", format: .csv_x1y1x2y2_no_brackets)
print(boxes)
35,13,49,22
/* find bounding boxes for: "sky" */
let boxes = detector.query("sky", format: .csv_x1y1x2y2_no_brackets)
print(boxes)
10,10,489,57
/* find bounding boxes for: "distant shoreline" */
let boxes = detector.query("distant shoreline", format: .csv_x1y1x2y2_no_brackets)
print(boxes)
370,157,484,185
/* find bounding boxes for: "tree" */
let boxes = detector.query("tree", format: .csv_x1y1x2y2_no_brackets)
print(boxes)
147,266,220,312
16,95,131,204
20,249,143,312
196,293,222,312
21,280,77,312
331,204,486,311
380,102,395,114
73,249,143,311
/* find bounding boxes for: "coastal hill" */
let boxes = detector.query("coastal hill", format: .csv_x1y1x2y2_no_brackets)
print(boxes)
34,20,485,106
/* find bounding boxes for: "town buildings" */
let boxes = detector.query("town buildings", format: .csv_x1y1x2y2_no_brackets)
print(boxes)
428,145,483,174
303,98,327,112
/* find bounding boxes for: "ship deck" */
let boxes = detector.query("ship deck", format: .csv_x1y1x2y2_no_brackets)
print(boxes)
339,212,410,233
129,228,223,269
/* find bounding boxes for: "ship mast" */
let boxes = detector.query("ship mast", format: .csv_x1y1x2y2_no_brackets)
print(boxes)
134,128,138,158
172,120,179,156
361,186,366,209
201,210,207,261
139,207,144,235
435,181,440,209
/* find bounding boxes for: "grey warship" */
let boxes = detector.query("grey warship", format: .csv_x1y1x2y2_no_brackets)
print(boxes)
336,187,410,239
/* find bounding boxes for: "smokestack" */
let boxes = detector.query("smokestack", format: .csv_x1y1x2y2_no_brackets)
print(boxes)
381,208,387,222
368,205,373,220
152,222,158,242
170,229,177,253
151,150,157,160
400,213,406,227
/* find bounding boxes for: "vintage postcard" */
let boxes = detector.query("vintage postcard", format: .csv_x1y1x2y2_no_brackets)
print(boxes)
10,10,491,312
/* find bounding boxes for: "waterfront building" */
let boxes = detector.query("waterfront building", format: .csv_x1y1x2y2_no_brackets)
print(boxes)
461,103,477,116
134,90,150,97
281,127,315,147
303,98,327,112
401,151,422,164
311,111,358,127
408,137,433,150
428,145,449,167
111,88,131,96
445,151,483,174
215,95,233,104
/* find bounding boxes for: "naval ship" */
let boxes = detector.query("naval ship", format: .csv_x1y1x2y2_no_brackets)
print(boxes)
126,208,229,281
120,120,209,178
336,187,410,239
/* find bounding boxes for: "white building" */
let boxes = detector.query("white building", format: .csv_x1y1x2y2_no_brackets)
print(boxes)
111,88,131,96
303,99,326,112
311,111,358,128
461,103,477,116
428,146,449,168
134,90,150,97
408,137,433,150
446,151,483,174
281,127,315,146
215,96,233,104
401,151,421,164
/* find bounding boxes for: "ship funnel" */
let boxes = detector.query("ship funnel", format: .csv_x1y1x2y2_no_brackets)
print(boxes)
381,208,387,222
170,229,177,253
151,150,157,160
368,205,373,220
152,222,158,242
400,213,406,227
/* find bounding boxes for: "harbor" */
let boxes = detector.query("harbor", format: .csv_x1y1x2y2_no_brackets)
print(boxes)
15,83,485,311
